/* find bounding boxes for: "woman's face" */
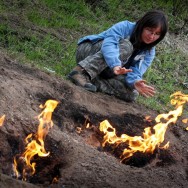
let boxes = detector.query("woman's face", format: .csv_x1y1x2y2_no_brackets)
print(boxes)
141,26,161,44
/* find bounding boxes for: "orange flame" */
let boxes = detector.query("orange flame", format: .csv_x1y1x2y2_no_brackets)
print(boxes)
76,123,91,134
100,91,187,161
0,115,5,126
13,100,58,180
182,118,188,123
52,176,59,184
144,115,152,122
182,119,188,130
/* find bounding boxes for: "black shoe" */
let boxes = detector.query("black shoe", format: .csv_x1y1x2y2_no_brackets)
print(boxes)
67,66,97,92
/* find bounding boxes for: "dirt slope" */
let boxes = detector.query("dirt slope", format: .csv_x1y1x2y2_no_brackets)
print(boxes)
0,52,188,188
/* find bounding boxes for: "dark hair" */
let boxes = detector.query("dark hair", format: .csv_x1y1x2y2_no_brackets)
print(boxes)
130,10,168,50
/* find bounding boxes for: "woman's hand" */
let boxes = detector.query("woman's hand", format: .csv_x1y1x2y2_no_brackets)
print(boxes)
113,66,132,75
134,80,155,97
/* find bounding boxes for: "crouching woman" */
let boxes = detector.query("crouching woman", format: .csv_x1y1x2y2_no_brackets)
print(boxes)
68,10,168,102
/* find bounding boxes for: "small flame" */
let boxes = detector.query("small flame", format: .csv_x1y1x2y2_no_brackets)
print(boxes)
182,118,188,130
13,100,58,180
159,141,169,150
100,91,188,161
0,115,5,126
76,127,82,134
145,115,152,122
182,118,188,123
52,176,58,184
86,123,90,128
76,123,91,134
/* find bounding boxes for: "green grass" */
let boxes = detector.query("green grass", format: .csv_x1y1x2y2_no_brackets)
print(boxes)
0,0,188,112
138,42,188,112
0,24,76,75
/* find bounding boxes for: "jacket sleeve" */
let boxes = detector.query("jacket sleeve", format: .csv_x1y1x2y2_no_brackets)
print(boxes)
101,21,134,69
125,48,155,88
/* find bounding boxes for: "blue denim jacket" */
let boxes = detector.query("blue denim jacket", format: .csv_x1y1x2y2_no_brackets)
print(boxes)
78,20,155,88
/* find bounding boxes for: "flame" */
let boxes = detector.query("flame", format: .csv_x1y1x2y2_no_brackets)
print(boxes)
0,115,5,126
145,115,152,122
13,100,58,180
76,127,82,134
182,118,188,130
52,176,58,184
76,123,91,134
100,91,187,161
182,118,188,123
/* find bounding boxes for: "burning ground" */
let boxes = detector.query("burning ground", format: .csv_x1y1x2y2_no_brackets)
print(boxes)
0,52,188,188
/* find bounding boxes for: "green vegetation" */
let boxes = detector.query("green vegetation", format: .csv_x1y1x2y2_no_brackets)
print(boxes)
0,0,188,112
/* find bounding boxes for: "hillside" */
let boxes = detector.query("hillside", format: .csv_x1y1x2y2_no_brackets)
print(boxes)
0,48,188,188
0,1,188,188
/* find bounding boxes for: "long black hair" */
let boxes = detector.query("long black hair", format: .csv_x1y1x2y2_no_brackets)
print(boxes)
130,10,168,50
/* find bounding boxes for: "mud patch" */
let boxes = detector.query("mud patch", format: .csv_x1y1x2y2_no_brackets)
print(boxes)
0,54,188,187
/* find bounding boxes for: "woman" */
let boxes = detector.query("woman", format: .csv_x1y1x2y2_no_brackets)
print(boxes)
68,10,168,102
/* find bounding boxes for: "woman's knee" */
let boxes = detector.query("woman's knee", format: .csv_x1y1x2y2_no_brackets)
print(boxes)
76,41,93,63
119,39,133,62
76,40,103,63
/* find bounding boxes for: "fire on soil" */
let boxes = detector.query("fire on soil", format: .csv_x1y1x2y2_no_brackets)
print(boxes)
0,52,188,188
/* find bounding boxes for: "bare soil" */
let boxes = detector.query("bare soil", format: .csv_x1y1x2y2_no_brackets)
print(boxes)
0,51,188,188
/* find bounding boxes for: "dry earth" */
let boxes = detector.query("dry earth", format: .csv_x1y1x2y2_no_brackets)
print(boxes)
0,51,188,188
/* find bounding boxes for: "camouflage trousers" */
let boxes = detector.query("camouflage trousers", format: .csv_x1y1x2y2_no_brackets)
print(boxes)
76,39,138,101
